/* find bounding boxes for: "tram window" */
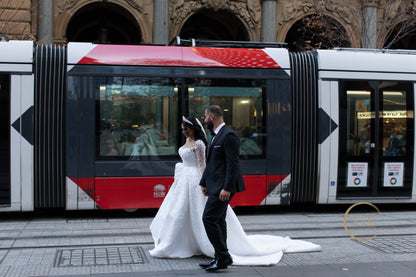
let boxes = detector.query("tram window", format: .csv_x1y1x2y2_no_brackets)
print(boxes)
188,78,265,159
341,81,413,157
345,85,373,156
381,82,413,157
96,77,178,160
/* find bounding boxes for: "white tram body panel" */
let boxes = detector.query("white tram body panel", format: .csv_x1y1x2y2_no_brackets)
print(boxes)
318,49,416,81
3,39,416,211
0,40,33,73
0,40,34,211
316,49,416,204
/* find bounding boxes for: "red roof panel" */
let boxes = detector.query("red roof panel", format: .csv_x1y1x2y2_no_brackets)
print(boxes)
77,44,281,68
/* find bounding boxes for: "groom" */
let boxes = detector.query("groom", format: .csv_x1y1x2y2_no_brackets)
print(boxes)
199,105,245,272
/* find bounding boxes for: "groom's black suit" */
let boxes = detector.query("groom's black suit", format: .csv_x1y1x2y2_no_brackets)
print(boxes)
199,124,245,264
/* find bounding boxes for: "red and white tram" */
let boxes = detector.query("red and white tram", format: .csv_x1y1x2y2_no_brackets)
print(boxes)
0,39,415,212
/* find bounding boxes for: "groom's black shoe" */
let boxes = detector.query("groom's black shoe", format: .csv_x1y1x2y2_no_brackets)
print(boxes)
199,259,216,269
205,255,233,272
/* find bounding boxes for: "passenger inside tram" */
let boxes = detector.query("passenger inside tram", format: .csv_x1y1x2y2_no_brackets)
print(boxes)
386,129,403,156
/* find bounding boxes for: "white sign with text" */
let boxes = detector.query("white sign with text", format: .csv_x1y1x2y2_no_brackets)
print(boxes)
383,162,404,187
347,162,368,187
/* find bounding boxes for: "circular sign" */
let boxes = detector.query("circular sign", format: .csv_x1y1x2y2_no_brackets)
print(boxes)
343,202,381,241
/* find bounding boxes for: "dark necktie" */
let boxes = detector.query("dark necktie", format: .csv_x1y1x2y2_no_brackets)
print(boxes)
209,131,216,146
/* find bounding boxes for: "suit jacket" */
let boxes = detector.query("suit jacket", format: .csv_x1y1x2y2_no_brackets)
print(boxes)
199,125,246,196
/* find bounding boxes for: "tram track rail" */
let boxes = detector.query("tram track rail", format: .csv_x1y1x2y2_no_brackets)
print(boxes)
1,232,416,252
0,221,415,237
0,222,416,251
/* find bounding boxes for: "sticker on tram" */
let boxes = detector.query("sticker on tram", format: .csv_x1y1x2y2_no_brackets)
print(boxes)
153,184,167,198
383,162,404,187
347,163,368,187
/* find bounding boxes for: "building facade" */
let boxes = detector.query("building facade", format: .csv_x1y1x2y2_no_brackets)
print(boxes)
0,0,415,50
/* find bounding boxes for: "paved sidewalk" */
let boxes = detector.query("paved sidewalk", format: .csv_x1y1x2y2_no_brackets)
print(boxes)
47,261,416,277
0,205,416,276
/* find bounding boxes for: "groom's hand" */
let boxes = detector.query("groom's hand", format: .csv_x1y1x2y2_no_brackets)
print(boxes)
201,187,208,196
219,189,231,201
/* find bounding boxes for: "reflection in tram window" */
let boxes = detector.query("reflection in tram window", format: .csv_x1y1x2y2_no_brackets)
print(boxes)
188,78,265,159
96,77,178,160
381,83,413,157
346,89,372,156
343,81,413,158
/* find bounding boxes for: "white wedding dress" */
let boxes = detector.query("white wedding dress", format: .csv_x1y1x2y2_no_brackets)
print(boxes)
149,139,321,265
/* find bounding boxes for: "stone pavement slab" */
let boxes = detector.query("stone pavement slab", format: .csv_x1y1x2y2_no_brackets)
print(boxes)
45,261,416,277
1,207,416,276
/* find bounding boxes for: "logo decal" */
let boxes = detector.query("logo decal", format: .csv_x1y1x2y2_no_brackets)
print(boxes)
153,184,166,198
344,202,381,241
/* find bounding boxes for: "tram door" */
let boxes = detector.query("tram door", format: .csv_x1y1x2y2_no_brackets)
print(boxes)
338,80,414,198
0,75,10,205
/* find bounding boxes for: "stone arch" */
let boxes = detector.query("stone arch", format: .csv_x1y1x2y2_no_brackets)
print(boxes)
169,1,261,42
276,0,361,49
54,0,152,44
381,20,416,49
280,12,356,51
177,8,250,41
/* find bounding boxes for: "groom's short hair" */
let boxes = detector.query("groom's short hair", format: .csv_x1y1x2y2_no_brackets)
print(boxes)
206,105,223,118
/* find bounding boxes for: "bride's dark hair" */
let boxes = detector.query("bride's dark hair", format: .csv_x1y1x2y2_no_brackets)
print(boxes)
182,116,208,147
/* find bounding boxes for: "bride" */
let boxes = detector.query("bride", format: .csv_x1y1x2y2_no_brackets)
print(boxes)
149,116,321,265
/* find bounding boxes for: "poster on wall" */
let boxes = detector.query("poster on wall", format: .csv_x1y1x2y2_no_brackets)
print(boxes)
383,162,404,187
347,162,368,187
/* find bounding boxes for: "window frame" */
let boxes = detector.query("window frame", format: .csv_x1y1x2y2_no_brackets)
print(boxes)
68,64,288,177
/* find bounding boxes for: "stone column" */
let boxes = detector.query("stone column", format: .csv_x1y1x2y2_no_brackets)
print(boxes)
261,0,277,42
37,0,54,44
362,0,379,48
153,0,169,45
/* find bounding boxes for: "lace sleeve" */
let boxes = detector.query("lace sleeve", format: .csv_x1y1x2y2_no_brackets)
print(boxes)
195,140,206,175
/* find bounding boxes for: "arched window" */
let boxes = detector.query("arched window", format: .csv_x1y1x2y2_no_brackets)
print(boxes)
384,20,416,50
66,2,142,44
179,9,249,41
285,14,351,52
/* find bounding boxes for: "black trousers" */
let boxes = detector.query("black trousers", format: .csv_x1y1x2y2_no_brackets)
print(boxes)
202,193,234,258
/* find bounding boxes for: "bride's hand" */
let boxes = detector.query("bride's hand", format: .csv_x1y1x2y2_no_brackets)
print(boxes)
201,187,208,196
